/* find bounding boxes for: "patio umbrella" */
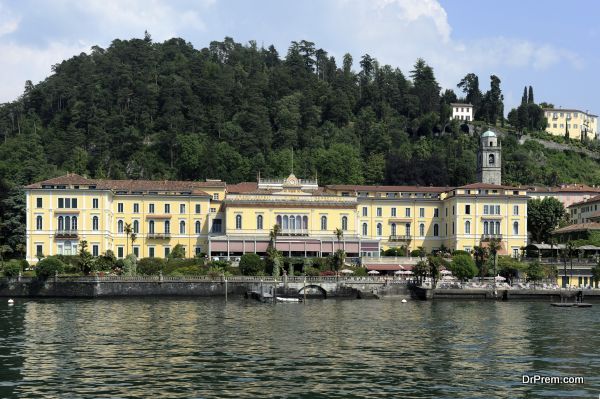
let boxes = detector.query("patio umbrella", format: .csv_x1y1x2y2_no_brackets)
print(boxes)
340,269,354,274
495,274,506,281
368,270,380,275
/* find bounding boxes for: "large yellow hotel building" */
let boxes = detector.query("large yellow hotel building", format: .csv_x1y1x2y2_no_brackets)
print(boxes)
544,108,597,140
24,131,528,263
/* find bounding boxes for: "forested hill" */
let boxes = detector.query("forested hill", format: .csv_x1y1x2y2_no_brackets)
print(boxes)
2,34,600,194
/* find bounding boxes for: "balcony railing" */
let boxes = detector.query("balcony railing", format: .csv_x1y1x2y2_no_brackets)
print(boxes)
54,230,78,239
481,234,503,241
279,229,309,236
147,233,171,239
388,235,412,241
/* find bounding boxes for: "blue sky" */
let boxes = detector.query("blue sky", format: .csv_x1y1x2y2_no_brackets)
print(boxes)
0,0,598,115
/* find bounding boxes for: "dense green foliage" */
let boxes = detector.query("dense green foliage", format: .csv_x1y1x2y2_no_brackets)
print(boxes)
35,256,66,279
2,259,22,277
239,253,265,276
3,35,600,259
137,257,166,275
527,197,566,243
450,254,478,281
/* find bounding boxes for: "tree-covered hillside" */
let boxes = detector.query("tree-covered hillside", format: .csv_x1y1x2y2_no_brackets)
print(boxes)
3,35,600,257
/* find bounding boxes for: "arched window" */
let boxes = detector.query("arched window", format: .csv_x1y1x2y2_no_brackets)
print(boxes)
342,216,348,231
433,223,439,237
149,220,155,234
72,216,77,231
302,216,308,230
321,216,327,231
180,220,186,234
483,221,489,235
165,220,170,234
391,223,396,236
65,216,71,231
495,221,500,235
58,216,64,231
195,220,201,234
276,215,282,227
489,154,495,164
405,223,411,237
362,223,368,236
376,223,382,236
133,220,139,234
419,223,425,236
465,220,471,235
117,220,124,233
36,215,43,230
290,215,296,230
283,215,289,230
257,215,263,230
513,221,519,235
92,216,99,231
235,215,242,229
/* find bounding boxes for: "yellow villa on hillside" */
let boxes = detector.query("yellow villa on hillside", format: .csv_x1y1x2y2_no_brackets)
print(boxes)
24,131,528,263
544,108,597,140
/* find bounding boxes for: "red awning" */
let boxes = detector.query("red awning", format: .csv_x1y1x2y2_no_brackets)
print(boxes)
364,264,414,271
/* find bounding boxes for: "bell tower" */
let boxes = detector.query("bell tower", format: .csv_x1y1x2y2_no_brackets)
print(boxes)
477,130,502,185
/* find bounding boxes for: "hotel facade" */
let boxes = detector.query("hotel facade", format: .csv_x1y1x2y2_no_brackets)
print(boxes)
24,131,528,263
544,108,597,141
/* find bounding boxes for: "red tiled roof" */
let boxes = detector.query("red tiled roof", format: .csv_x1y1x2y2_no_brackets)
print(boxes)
526,184,600,193
569,194,600,208
226,182,258,193
552,222,600,234
25,173,223,195
326,184,450,193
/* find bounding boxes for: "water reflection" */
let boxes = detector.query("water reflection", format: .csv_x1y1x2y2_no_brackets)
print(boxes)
0,298,597,398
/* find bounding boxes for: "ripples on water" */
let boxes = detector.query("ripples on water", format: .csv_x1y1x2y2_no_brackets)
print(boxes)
0,298,598,398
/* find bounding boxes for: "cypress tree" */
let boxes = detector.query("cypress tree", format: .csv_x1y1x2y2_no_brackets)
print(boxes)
521,86,528,105
528,86,534,104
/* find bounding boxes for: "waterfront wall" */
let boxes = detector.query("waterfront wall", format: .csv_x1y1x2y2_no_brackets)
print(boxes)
410,285,600,301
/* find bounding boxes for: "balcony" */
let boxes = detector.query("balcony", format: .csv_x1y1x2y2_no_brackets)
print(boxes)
55,230,79,239
480,234,503,241
147,233,171,239
279,229,309,236
388,235,412,242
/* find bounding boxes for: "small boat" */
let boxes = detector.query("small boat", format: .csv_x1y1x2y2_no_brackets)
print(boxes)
401,299,407,303
551,302,593,308
276,297,302,303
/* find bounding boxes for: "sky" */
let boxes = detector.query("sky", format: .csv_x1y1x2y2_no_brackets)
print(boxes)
0,0,598,114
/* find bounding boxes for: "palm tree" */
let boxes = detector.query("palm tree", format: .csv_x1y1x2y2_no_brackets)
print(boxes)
124,222,132,256
473,246,488,282
488,238,502,289
417,246,425,260
334,228,344,251
269,224,281,250
333,228,345,271
548,237,557,262
130,233,137,258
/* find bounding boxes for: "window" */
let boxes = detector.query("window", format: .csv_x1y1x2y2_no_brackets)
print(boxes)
212,219,222,233
574,124,578,128
165,220,170,234
72,198,77,208
362,207,368,217
465,221,471,234
118,203,124,213
376,223,382,236
118,220,124,233
149,220,155,234
376,207,382,217
452,205,455,215
195,204,201,214
58,216,64,231
235,215,242,230
419,208,425,218
195,220,201,234
210,208,216,213
165,204,170,214
433,223,439,236
133,246,139,258
133,203,139,213
342,216,348,231
36,198,42,208
465,205,471,215
495,221,500,234
195,247,202,256
179,221,186,234
405,223,410,236
513,205,519,215
513,221,519,235
34,215,42,230
391,207,397,217
58,198,64,208
213,193,219,201
180,204,186,214
362,223,368,236
434,208,439,218
93,198,99,209
405,208,410,217
92,216,99,231
149,204,155,214
484,221,489,235
36,244,43,257
553,123,557,128
149,247,155,258
391,223,397,236
419,223,425,236
165,247,171,258
92,245,99,257
133,220,139,234
321,216,327,231
495,205,500,215
117,247,124,259
484,205,489,215
512,248,519,258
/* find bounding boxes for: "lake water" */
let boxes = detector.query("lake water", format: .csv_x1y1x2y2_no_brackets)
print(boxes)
0,297,598,398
